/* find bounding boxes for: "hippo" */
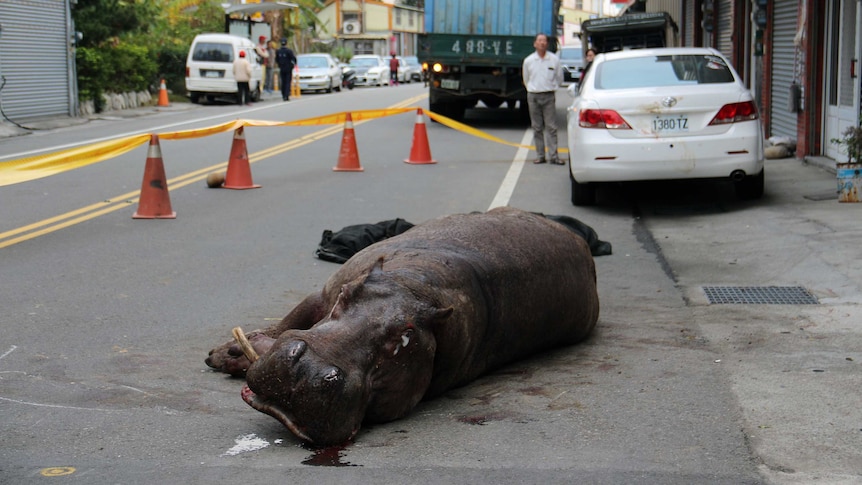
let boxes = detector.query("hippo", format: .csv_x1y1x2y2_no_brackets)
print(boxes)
206,206,599,446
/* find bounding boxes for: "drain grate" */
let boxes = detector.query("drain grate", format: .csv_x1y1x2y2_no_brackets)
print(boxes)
702,286,819,305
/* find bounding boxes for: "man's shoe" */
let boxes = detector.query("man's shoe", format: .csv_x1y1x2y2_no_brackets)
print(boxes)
551,159,565,165
533,158,547,164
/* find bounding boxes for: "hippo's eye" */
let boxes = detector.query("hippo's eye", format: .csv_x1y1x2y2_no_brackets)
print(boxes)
323,368,340,382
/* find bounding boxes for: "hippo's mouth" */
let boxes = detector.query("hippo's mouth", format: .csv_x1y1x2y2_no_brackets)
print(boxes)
240,384,313,443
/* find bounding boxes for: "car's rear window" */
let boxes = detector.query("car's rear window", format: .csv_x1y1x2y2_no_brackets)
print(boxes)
298,56,328,68
560,48,582,61
350,58,379,67
192,42,233,62
595,54,734,89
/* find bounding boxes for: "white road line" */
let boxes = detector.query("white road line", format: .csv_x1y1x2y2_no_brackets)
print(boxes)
488,129,532,210
0,345,17,361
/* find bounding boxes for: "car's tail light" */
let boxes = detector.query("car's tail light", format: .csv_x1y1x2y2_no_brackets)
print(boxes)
708,101,758,125
185,66,189,78
579,109,631,129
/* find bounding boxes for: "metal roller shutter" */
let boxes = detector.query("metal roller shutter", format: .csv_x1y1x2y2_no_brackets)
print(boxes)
683,0,695,47
0,0,74,120
716,0,733,57
769,2,799,138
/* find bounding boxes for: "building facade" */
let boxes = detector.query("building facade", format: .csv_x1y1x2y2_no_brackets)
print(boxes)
315,0,425,57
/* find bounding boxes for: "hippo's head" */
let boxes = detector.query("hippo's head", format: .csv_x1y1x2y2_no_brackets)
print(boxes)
242,268,453,446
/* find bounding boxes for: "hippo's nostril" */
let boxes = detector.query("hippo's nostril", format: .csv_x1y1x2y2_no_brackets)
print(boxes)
287,341,307,360
322,368,340,382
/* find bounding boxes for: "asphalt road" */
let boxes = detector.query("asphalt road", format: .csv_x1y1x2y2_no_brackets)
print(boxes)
1,85,860,484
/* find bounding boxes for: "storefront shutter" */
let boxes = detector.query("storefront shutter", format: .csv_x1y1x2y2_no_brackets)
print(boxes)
0,0,74,120
769,1,799,138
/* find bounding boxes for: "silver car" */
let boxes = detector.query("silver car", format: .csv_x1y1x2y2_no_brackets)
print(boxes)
348,55,390,87
400,56,424,82
559,46,583,83
296,54,342,93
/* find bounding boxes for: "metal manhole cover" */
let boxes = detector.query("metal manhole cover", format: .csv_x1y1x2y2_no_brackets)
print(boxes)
702,286,819,305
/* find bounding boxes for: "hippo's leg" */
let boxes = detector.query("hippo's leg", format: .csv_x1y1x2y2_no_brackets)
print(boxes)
206,292,328,376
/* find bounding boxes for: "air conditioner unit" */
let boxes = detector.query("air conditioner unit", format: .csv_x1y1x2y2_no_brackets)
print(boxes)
343,20,361,34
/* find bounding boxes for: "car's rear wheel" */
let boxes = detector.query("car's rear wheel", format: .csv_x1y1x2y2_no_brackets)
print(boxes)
570,170,596,206
735,169,765,200
325,77,333,93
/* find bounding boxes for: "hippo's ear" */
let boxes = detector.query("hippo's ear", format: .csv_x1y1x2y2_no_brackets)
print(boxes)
432,306,454,321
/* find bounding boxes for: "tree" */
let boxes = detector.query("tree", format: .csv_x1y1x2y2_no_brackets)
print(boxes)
72,0,158,47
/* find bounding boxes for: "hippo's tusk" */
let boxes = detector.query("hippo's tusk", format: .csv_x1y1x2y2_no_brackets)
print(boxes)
232,327,259,363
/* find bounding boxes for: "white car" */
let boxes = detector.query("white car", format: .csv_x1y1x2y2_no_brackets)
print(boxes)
348,55,390,87
566,47,765,206
296,53,342,93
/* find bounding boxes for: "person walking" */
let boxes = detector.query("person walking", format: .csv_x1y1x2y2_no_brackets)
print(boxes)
275,38,297,101
522,33,564,165
233,50,253,106
389,54,400,86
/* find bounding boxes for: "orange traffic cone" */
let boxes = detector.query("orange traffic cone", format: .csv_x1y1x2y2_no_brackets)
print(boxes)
333,113,363,172
133,135,176,219
404,108,437,164
157,78,170,107
223,126,261,189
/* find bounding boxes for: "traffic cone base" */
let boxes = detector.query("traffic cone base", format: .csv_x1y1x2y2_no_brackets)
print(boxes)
133,135,176,219
333,113,363,172
223,127,261,189
157,78,170,107
404,108,436,165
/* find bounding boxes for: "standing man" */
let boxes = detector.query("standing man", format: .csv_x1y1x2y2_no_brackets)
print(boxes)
233,50,253,106
389,53,400,86
275,38,297,101
522,33,564,165
254,35,271,94
264,38,276,94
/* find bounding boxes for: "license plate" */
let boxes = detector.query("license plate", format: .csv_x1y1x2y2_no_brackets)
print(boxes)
203,70,222,78
652,115,689,133
440,78,459,90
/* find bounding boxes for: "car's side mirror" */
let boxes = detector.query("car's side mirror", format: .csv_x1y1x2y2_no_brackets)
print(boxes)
566,83,578,98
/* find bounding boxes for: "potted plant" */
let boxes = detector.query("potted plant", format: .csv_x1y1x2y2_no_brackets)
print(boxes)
831,125,862,202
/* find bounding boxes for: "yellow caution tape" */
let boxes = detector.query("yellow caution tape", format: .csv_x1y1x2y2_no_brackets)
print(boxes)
0,134,151,186
0,107,567,187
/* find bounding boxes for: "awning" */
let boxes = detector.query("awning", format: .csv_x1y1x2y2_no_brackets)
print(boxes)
223,2,298,15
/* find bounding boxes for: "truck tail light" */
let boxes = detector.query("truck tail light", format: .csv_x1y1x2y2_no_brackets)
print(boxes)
708,101,758,125
579,109,631,129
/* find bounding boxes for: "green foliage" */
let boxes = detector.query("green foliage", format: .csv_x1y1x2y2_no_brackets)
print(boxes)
831,126,862,164
104,43,159,92
331,46,354,63
73,0,158,47
75,47,107,111
155,44,190,95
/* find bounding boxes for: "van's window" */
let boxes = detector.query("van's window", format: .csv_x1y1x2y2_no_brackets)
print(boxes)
192,42,234,62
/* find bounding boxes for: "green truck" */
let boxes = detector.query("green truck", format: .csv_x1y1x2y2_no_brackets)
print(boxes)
417,0,561,121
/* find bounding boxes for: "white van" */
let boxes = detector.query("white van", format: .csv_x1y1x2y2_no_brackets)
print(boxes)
185,33,263,104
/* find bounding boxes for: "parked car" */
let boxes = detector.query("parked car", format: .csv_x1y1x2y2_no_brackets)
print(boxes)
400,56,424,82
348,55,390,87
296,53,342,93
185,33,263,104
559,46,583,83
566,47,765,206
